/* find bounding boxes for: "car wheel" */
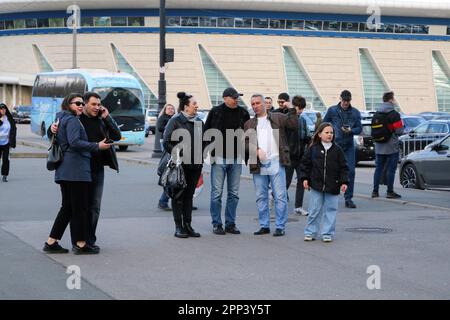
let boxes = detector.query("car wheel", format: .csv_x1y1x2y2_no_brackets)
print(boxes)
119,145,128,151
145,132,149,137
400,163,421,189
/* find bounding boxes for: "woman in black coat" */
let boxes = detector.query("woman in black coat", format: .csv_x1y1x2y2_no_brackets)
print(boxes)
0,103,17,182
163,92,204,238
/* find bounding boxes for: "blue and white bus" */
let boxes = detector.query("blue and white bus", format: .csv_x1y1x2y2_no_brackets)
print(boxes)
31,69,145,150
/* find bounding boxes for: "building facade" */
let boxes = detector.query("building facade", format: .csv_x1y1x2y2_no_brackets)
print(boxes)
1,0,450,113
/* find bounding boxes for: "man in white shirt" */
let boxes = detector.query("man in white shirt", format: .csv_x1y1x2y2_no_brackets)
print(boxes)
243,94,298,236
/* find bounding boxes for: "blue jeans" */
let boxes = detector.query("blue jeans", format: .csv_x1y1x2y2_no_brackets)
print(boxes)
373,152,399,193
341,144,355,201
159,190,170,206
305,189,339,237
210,163,242,227
253,163,288,230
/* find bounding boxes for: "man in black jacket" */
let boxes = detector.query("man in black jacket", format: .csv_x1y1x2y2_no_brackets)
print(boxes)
204,87,250,235
51,92,121,249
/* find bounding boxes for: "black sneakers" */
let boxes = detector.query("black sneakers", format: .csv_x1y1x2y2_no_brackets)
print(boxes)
371,191,379,198
253,227,270,235
273,229,285,237
386,191,402,199
72,244,100,255
43,241,69,254
213,225,226,235
345,200,357,208
225,224,241,234
2,176,7,182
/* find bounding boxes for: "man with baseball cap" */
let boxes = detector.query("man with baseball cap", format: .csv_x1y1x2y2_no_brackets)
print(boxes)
323,90,362,208
204,87,250,235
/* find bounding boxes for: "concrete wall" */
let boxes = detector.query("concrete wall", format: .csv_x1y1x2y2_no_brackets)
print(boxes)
1,32,449,113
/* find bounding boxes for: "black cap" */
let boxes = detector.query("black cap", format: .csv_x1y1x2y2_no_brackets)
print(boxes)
278,92,290,101
222,87,243,99
340,90,352,101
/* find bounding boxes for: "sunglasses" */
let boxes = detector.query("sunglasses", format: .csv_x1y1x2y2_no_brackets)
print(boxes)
71,101,85,106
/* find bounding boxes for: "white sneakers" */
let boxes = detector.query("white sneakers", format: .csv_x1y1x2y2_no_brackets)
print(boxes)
294,207,308,216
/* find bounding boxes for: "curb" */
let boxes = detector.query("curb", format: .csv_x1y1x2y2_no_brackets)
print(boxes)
11,153,47,159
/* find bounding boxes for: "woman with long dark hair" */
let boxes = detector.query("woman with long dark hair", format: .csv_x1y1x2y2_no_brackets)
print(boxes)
43,93,111,254
163,92,204,238
0,103,16,182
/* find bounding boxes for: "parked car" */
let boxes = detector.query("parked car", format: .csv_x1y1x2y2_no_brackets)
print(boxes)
399,134,450,189
399,119,450,158
303,110,325,124
360,110,376,120
145,109,158,137
11,105,31,123
418,111,449,121
401,115,426,134
354,120,375,163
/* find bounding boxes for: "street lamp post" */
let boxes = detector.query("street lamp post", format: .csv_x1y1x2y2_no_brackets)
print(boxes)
151,0,167,158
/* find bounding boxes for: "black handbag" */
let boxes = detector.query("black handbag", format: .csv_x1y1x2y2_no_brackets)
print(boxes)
157,150,171,178
159,152,187,191
46,134,64,171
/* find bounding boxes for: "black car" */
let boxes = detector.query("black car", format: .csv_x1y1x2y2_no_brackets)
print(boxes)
399,134,450,189
354,120,375,163
11,105,31,123
399,120,450,158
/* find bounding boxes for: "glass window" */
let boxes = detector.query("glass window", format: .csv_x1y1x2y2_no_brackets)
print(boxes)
94,17,111,27
377,23,394,33
323,21,340,31
166,17,180,27
217,18,233,28
427,123,446,133
80,17,93,27
412,25,428,34
48,18,64,28
0,21,4,30
181,17,199,27
253,18,269,29
286,20,304,30
234,18,252,28
441,135,450,148
341,22,359,32
360,23,376,32
359,49,390,111
111,17,127,27
448,26,450,35
37,18,49,28
5,20,14,29
200,17,217,27
283,47,325,111
414,123,428,134
25,18,37,29
128,17,144,27
270,19,286,29
305,21,322,31
14,19,26,29
395,24,412,34
432,51,450,113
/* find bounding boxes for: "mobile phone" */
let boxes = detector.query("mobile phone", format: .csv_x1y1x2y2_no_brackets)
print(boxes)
105,138,114,144
98,108,104,117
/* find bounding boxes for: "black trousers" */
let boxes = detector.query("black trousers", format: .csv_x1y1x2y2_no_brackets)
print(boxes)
171,166,202,227
285,162,305,209
49,181,90,243
0,144,10,176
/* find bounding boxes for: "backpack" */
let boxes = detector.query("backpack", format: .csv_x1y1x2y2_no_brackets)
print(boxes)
371,111,393,143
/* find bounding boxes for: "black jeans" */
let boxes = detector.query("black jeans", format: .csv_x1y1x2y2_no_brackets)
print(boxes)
49,181,90,243
285,162,305,209
0,144,10,176
171,166,202,227
69,168,105,245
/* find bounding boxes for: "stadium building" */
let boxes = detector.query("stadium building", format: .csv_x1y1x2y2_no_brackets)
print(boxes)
0,0,450,113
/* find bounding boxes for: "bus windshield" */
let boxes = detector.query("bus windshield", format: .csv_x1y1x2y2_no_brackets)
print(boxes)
93,87,144,130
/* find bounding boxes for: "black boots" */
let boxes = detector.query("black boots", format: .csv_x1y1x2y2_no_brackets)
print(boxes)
174,223,201,238
174,226,189,238
184,223,201,238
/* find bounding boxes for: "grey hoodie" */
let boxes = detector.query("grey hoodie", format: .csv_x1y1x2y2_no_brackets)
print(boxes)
374,102,404,155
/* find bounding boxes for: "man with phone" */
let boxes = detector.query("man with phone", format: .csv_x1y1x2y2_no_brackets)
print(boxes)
51,91,121,250
323,90,362,209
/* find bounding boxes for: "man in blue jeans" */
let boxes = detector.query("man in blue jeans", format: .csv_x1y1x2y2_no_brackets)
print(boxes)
372,91,404,199
204,87,250,235
244,94,298,236
323,90,362,208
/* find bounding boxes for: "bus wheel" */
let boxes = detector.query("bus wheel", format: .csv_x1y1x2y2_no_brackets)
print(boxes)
119,146,128,151
40,123,46,137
